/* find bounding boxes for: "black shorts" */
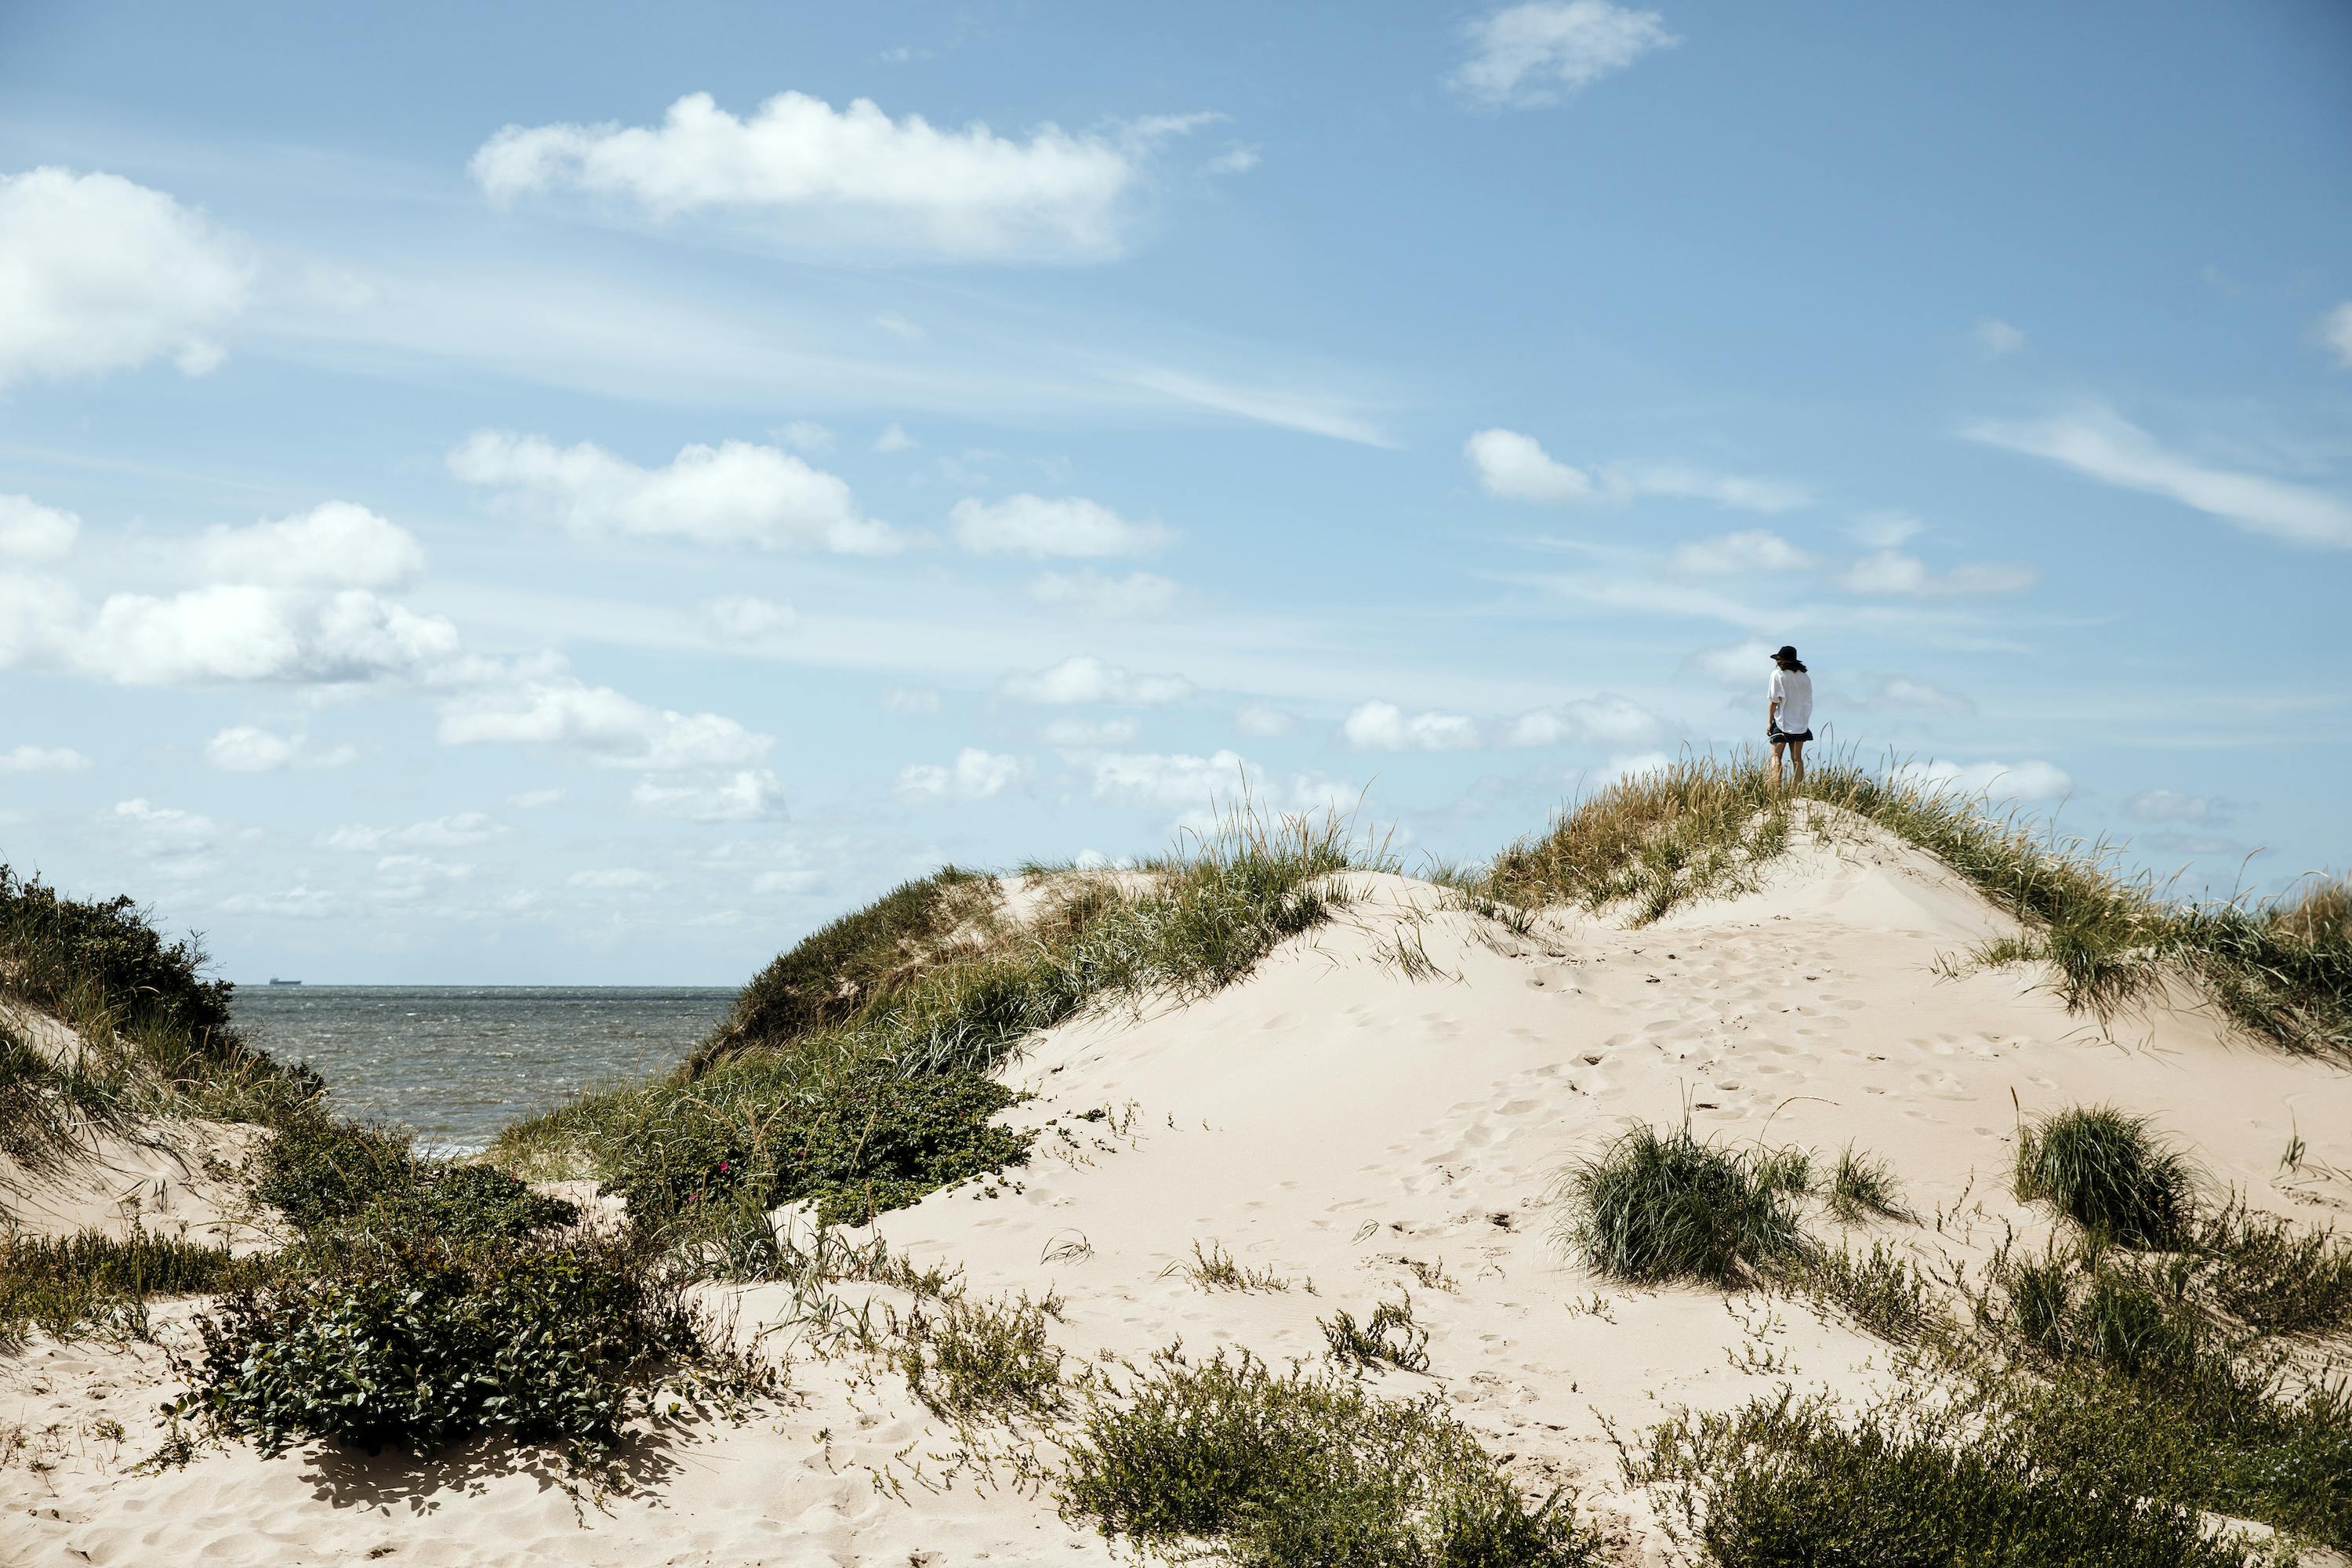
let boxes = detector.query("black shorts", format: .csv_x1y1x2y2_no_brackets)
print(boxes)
1768,728,1812,744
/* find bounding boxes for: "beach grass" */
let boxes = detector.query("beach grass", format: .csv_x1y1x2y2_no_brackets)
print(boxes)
2013,1105,2199,1250
0,1229,260,1351
1558,1120,1812,1287
1060,1346,1599,1566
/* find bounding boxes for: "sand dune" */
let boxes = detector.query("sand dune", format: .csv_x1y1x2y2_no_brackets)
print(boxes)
5,827,2349,1564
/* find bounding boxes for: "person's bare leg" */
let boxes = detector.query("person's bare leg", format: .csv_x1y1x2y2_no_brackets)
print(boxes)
1789,738,1806,787
1770,739,1786,787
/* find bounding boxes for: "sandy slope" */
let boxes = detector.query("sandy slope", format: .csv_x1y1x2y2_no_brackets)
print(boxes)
5,826,2350,1566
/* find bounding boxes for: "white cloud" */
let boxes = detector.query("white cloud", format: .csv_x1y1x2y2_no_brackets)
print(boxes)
1235,703,1297,738
1851,511,1928,549
1895,757,2074,803
951,494,1174,558
631,768,787,822
1683,640,1778,684
2318,302,2352,369
0,495,81,561
1448,2,1679,109
1849,676,1975,715
1044,717,1141,748
1501,695,1668,749
1341,699,1480,753
704,593,797,641
779,420,834,452
78,586,462,686
1531,572,1784,633
1837,550,2036,595
198,502,426,590
1120,366,1391,448
323,811,507,851
376,854,474,885
0,744,91,773
204,725,357,771
1000,655,1191,706
1089,749,1254,810
874,312,923,342
437,677,771,770
882,685,942,717
0,167,249,387
217,885,344,920
1669,530,1811,575
2127,788,2211,823
568,868,656,889
1465,430,1807,513
449,430,900,554
507,787,566,809
1967,408,2352,549
111,797,220,876
1205,145,1261,175
895,746,1028,802
873,423,918,453
467,89,1196,261
1027,569,1180,619
1973,318,2026,357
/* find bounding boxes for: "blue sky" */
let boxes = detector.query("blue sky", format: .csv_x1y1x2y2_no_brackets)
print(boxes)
2,0,2348,983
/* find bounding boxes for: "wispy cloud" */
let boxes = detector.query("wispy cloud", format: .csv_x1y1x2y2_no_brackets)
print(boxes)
1967,408,2352,549
1447,2,1679,110
1466,430,1809,513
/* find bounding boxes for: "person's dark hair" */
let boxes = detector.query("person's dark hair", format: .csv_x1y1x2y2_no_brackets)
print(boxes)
1773,644,1808,673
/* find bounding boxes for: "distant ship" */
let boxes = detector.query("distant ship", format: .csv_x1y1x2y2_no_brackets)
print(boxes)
267,978,303,987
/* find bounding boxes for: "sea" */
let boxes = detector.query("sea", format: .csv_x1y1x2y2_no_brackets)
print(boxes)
230,985,739,1154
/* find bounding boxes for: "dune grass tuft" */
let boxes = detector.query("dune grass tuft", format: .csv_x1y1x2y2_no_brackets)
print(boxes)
1559,1121,1811,1287
2014,1105,2198,1250
1060,1347,1598,1566
1322,1292,1431,1374
1826,1144,1913,1225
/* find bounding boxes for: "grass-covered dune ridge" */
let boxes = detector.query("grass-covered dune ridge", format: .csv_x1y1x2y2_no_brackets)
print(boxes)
1477,749,2352,1061
489,807,1392,1229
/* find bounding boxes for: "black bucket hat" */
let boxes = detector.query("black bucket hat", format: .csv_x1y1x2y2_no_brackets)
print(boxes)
1771,644,1798,662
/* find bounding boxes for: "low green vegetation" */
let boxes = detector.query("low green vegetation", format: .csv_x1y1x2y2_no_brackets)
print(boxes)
1476,753,2352,1061
1628,1390,2261,1568
0,1229,259,1351
1061,1347,1598,1567
2014,1104,2198,1249
1321,1292,1431,1374
1173,1238,1294,1293
892,1287,1069,1429
1826,1144,1912,1225
490,808,1379,1236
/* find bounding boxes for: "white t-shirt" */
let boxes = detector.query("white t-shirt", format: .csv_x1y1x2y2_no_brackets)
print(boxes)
1769,668,1813,734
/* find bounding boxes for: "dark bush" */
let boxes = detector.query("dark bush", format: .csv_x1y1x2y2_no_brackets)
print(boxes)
681,868,990,1076
0,864,238,1047
350,1163,579,1245
2014,1105,2197,1249
608,1057,1029,1231
1061,1348,1595,1567
172,1231,687,1460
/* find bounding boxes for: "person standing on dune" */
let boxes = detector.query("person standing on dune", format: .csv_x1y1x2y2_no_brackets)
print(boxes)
1767,644,1813,787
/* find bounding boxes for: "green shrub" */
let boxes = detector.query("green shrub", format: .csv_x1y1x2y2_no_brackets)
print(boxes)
894,1289,1067,1428
348,1163,579,1246
2014,1105,2198,1249
604,1057,1029,1232
1794,1241,1944,1345
247,1112,418,1232
172,1230,688,1461
1632,1392,2257,1567
1560,1122,1809,1287
2199,1201,2352,1335
1060,1348,1596,1567
0,864,237,1050
1,1229,257,1350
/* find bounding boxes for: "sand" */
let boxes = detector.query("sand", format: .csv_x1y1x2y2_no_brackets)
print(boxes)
5,825,2349,1565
